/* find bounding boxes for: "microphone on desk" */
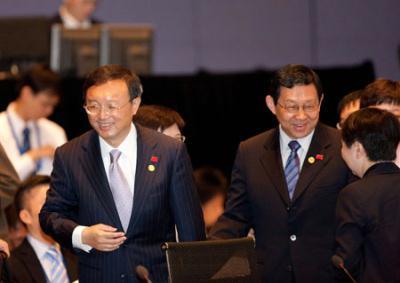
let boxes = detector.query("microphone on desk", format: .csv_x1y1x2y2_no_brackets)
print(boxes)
332,255,357,283
135,265,152,283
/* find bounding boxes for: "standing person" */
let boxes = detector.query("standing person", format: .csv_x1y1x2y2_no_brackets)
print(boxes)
0,143,20,238
7,175,78,283
0,64,67,181
359,79,400,167
52,0,99,29
335,108,400,282
40,65,205,282
336,90,362,129
210,64,350,282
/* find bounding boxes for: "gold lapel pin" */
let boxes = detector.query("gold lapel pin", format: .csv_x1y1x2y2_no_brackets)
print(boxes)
308,156,315,164
147,164,156,172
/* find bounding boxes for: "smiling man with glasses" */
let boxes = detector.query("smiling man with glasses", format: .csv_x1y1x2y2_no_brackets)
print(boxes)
40,64,205,283
210,64,351,283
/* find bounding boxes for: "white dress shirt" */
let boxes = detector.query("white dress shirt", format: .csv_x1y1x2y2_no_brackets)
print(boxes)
59,5,92,29
27,234,67,283
72,123,138,252
279,125,314,170
0,103,67,180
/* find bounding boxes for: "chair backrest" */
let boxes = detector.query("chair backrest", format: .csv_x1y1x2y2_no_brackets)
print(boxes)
162,237,257,283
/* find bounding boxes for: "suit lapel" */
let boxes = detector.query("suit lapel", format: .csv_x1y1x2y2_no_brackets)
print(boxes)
259,128,291,206
292,124,332,202
126,125,158,236
19,239,47,283
80,130,123,229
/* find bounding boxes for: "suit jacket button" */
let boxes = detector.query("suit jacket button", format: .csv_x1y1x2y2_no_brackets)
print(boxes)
290,234,297,241
121,273,126,278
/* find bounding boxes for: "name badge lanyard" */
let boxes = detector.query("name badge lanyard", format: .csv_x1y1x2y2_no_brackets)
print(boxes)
6,112,42,171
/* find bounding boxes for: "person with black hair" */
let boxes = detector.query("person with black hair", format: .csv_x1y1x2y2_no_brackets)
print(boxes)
210,64,350,283
40,65,205,282
7,175,77,283
336,90,362,129
335,107,400,283
0,64,67,180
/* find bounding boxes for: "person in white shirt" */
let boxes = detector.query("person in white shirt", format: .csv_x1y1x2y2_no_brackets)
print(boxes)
0,64,67,180
53,0,99,29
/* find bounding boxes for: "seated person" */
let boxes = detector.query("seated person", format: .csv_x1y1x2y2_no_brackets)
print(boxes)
5,203,27,250
133,104,186,142
193,166,228,234
0,64,67,180
52,0,99,29
7,175,78,283
334,107,400,282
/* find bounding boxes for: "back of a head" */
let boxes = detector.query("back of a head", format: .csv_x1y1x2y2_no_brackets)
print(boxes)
134,104,185,131
17,64,61,97
360,79,400,108
82,64,142,102
269,64,323,103
193,166,228,204
14,175,51,218
341,108,400,162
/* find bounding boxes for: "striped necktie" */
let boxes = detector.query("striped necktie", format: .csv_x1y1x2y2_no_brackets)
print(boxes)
45,246,69,283
284,140,301,199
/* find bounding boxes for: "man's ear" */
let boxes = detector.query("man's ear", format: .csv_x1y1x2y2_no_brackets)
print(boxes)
19,209,31,226
354,141,367,159
20,86,33,100
266,95,277,115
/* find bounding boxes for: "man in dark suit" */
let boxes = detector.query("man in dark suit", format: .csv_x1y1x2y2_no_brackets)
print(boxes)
210,64,350,283
7,175,78,283
40,65,205,282
334,108,400,283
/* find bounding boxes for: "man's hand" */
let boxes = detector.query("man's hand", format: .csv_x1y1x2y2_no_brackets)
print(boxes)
0,239,10,257
27,145,56,161
82,224,126,252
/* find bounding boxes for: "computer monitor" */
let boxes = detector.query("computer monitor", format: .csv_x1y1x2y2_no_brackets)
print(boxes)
101,24,153,75
0,16,51,74
50,24,101,77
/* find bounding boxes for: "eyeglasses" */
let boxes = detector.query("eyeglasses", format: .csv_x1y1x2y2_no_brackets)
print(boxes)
177,135,186,143
83,99,132,116
277,102,320,114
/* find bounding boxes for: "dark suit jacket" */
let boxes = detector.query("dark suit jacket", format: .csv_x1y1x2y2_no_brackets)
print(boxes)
335,162,400,283
210,123,350,283
0,142,20,237
40,125,205,283
7,238,78,283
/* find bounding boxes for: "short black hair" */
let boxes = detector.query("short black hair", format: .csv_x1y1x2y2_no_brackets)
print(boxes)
193,166,228,205
337,90,363,116
17,64,61,97
341,108,400,162
360,79,400,108
268,64,323,103
133,105,185,131
82,64,143,102
14,175,50,217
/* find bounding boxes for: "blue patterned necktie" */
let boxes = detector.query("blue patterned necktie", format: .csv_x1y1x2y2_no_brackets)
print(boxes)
285,140,301,199
21,127,31,154
109,149,133,231
45,246,69,283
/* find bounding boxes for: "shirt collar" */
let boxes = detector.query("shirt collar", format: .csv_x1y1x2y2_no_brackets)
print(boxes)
279,125,315,152
7,102,35,131
99,123,137,161
59,5,92,29
26,234,60,260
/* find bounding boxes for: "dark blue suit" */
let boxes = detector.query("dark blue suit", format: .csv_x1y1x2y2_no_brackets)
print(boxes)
40,125,205,283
